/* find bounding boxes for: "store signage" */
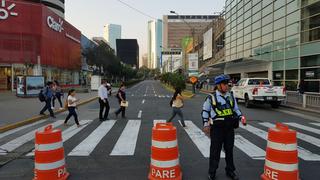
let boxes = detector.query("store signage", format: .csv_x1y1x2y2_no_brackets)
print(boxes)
0,0,18,20
305,71,315,78
47,16,64,32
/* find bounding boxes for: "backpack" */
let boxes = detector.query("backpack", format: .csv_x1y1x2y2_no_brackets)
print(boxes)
38,87,48,102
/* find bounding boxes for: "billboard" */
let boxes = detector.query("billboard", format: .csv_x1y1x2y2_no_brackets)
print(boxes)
188,53,198,71
203,28,213,60
161,51,182,72
26,76,44,95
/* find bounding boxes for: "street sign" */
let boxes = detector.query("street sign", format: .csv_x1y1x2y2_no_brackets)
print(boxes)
189,76,198,84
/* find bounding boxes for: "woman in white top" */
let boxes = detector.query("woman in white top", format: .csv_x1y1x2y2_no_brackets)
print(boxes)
64,89,80,127
167,88,186,127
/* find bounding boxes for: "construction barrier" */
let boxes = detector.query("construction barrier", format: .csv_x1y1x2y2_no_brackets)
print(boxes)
33,125,69,180
148,122,182,180
261,123,299,180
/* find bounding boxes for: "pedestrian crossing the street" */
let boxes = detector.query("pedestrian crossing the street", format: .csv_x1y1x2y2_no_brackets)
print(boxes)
1,119,320,162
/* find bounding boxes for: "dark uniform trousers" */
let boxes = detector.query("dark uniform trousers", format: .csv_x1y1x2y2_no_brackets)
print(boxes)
209,120,236,174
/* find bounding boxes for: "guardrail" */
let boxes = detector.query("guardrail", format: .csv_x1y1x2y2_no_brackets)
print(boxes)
284,91,320,108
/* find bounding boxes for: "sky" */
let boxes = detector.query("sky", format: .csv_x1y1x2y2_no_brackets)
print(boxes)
65,0,225,61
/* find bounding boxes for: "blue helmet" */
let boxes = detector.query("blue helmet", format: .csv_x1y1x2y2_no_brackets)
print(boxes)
214,74,230,85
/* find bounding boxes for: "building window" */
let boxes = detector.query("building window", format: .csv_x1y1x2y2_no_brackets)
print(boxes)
274,17,286,30
301,68,320,79
273,49,285,60
274,0,286,10
301,27,320,43
262,33,273,44
301,1,320,19
252,12,262,23
274,6,286,20
262,13,273,26
301,14,320,31
286,23,299,37
285,46,299,59
301,54,320,67
287,0,299,14
285,58,299,70
286,34,299,48
303,81,320,93
286,11,300,25
285,81,298,91
274,28,286,40
273,70,284,80
252,20,261,31
262,23,273,35
263,4,273,17
273,39,285,50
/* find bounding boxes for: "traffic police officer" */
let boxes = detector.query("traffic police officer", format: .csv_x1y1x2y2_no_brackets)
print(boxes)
201,74,246,180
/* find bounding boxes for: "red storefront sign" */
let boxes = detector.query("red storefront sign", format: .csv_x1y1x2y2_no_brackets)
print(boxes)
0,0,81,70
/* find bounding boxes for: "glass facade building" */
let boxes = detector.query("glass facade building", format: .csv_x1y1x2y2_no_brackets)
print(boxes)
225,0,320,92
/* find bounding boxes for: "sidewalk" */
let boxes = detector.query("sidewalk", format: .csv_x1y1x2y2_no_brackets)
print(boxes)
0,91,100,128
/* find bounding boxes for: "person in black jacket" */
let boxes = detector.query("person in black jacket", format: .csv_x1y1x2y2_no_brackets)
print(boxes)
115,84,126,118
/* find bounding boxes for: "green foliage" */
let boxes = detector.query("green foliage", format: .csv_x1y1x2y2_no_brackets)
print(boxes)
160,72,186,90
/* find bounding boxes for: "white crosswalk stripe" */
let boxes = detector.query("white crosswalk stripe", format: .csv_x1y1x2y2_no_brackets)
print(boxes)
0,119,46,139
234,135,265,160
26,120,93,156
110,120,141,156
68,120,116,156
285,123,320,135
153,120,167,126
0,120,64,155
260,122,320,149
181,121,225,158
240,124,320,161
310,123,320,127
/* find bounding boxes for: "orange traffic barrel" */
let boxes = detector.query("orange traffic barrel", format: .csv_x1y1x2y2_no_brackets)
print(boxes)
33,125,69,180
148,122,182,180
261,123,299,180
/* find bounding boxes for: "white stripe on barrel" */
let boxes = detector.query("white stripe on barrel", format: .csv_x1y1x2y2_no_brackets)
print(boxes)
35,159,65,170
151,158,179,168
265,159,298,172
152,140,177,149
35,141,63,151
267,141,297,151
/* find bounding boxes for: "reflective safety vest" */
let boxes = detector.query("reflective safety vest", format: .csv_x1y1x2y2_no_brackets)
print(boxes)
209,92,235,119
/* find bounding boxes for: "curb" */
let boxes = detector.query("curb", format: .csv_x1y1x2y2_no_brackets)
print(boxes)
280,104,319,114
0,96,98,133
161,83,195,98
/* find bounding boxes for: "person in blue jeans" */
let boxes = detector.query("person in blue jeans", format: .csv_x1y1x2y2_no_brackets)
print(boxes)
40,81,55,118
64,89,81,127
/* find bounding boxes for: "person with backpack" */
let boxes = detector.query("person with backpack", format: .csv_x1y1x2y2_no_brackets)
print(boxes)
64,89,81,127
167,88,186,127
39,81,56,118
201,74,246,180
52,80,63,110
115,84,127,118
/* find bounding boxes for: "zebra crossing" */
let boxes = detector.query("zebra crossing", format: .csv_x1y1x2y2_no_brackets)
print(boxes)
129,94,171,98
1,119,320,162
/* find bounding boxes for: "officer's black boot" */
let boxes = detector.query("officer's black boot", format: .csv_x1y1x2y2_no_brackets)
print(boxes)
226,171,239,180
208,171,216,180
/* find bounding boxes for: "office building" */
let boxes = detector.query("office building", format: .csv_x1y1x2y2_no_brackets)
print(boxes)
116,39,139,68
224,0,320,92
162,15,217,49
103,24,122,52
147,19,162,69
16,0,65,17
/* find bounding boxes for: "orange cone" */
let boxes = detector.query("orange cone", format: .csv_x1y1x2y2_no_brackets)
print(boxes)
261,123,299,180
148,122,182,180
33,125,69,180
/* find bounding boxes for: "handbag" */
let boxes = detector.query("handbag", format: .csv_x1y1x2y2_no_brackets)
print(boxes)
120,101,128,107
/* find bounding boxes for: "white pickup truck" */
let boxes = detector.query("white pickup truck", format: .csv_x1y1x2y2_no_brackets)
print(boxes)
231,78,286,108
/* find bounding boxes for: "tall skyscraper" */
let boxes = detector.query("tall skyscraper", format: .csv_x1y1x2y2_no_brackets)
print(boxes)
147,19,163,69
103,24,122,53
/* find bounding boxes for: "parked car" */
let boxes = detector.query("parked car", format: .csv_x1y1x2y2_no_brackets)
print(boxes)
231,78,286,108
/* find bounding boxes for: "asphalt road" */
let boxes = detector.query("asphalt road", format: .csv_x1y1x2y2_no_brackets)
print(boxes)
0,80,320,180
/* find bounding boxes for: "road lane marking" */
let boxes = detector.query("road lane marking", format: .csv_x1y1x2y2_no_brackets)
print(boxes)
234,135,265,160
142,99,145,104
0,119,46,140
26,120,93,156
240,124,320,161
110,120,141,156
310,123,320,127
138,110,142,118
68,120,116,156
0,120,64,155
153,120,166,126
181,121,225,158
285,123,320,135
260,122,320,149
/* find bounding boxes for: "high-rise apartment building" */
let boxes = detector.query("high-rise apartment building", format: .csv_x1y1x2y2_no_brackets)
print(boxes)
147,19,162,69
103,24,122,52
224,0,320,92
